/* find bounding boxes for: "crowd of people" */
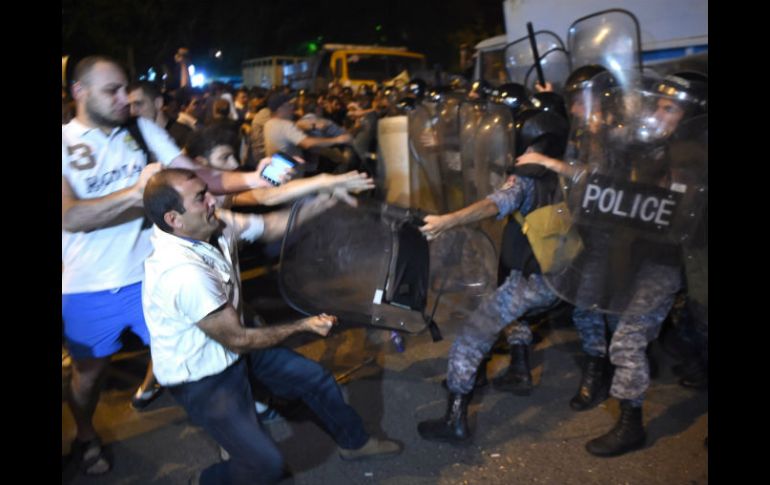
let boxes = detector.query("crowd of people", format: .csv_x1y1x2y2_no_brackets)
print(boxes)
62,49,707,484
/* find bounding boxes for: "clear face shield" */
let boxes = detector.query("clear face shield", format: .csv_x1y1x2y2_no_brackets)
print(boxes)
542,75,707,315
570,70,619,127
630,92,687,143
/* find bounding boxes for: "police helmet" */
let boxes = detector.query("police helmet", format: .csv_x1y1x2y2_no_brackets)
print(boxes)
531,91,567,120
652,74,708,116
407,78,427,99
396,96,417,112
629,74,707,144
564,66,619,124
468,79,493,100
510,108,569,177
493,82,533,116
564,64,609,93
427,85,450,103
514,108,569,158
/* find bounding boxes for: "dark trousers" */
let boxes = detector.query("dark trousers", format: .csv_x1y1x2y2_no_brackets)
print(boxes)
168,347,369,485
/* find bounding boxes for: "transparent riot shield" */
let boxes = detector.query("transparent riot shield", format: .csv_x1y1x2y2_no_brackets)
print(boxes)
279,198,427,333
672,115,708,325
470,101,516,256
474,102,515,199
504,31,571,93
408,102,445,213
543,77,707,315
459,99,487,206
278,198,498,334
567,9,643,92
426,225,499,321
435,93,466,212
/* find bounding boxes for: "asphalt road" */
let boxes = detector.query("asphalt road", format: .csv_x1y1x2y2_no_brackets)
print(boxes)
62,271,708,484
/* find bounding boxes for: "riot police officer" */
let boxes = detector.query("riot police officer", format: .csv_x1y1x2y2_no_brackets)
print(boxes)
517,73,707,456
416,105,570,444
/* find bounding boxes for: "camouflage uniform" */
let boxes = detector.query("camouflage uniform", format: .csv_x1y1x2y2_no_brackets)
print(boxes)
572,262,681,406
445,176,559,395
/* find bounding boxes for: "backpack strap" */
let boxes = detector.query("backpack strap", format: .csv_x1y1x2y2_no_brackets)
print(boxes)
122,117,156,229
124,116,156,164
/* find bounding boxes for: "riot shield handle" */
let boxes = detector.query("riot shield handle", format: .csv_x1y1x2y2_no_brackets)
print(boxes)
527,22,546,88
372,201,427,227
427,320,443,342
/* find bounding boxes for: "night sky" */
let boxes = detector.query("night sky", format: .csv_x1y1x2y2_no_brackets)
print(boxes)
62,0,505,79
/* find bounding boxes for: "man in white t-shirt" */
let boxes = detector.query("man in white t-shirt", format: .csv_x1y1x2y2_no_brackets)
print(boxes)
62,55,278,476
142,169,401,484
263,93,352,158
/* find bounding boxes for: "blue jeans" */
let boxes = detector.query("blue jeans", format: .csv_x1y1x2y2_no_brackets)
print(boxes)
168,347,369,485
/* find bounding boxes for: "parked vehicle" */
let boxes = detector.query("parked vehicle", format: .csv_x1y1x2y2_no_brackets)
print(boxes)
473,0,707,85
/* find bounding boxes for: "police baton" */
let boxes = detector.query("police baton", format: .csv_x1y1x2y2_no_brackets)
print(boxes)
527,22,546,89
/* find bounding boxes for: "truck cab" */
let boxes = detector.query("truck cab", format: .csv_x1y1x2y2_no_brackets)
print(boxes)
291,44,427,92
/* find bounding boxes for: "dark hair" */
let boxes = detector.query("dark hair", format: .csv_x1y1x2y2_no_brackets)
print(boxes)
128,81,162,101
143,169,195,232
73,55,124,85
213,98,230,118
185,124,239,160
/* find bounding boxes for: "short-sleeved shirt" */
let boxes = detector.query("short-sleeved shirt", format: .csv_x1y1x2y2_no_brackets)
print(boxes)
486,175,537,219
264,117,306,158
62,117,182,293
142,210,265,385
249,108,271,162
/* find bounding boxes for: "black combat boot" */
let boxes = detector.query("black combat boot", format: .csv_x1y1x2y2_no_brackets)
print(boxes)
677,357,708,389
570,354,611,411
442,357,489,390
417,392,471,443
585,400,646,457
492,344,533,395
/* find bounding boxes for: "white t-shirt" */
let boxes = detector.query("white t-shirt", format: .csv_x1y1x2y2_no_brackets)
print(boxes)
142,210,264,385
264,117,306,158
62,117,182,293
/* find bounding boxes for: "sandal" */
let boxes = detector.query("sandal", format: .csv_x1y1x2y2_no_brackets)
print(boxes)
131,382,163,410
71,437,111,475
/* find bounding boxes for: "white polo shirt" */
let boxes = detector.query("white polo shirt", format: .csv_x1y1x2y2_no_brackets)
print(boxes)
264,117,306,157
62,117,182,293
142,209,265,385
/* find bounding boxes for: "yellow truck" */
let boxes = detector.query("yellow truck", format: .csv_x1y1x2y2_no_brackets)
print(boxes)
287,44,427,91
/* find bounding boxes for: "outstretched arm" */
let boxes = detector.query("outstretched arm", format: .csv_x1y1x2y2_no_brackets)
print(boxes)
419,198,499,241
197,304,337,353
298,133,352,150
169,154,275,194
230,170,373,207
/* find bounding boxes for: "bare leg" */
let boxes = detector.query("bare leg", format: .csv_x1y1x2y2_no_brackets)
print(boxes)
138,359,157,392
68,356,110,441
132,358,163,409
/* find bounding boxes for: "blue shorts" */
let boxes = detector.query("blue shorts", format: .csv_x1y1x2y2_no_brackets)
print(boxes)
62,282,150,360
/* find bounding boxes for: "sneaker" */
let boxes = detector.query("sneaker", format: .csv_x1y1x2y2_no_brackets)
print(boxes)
255,400,284,423
71,437,111,475
339,437,402,461
258,406,284,423
131,383,163,410
219,446,230,462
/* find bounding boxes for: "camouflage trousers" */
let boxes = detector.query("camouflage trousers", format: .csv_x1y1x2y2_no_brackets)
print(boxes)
446,269,558,395
573,263,681,406
502,320,533,347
